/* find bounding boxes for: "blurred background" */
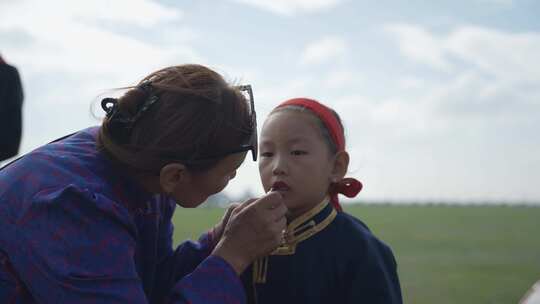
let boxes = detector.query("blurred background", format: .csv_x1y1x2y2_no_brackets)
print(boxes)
1,0,539,303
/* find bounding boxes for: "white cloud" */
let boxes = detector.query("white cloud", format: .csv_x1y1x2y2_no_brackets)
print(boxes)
300,36,348,65
476,0,513,5
384,24,451,70
230,0,342,16
385,23,540,84
397,76,426,90
0,0,179,29
0,0,202,150
385,24,540,127
303,24,540,202
445,26,540,84
0,0,195,78
323,69,360,89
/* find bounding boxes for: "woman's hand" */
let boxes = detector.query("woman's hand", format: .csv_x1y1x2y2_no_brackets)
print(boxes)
209,202,241,248
212,191,287,275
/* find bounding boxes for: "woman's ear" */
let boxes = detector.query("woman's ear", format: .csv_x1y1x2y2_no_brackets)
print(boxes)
330,151,349,182
159,163,190,194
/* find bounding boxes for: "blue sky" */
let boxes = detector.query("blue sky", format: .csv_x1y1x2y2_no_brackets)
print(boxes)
1,0,539,203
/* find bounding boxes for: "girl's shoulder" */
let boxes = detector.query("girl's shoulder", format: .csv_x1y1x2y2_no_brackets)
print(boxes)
330,211,373,239
328,211,395,260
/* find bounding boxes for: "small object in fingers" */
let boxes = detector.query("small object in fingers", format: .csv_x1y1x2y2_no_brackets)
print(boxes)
268,187,277,209
280,229,289,245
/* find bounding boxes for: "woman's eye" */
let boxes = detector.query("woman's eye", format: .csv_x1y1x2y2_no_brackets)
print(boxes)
261,152,273,157
291,150,307,156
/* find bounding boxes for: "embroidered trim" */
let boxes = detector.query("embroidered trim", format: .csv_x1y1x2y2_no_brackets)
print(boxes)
253,256,269,283
272,198,333,254
286,197,329,232
251,199,337,288
271,208,336,255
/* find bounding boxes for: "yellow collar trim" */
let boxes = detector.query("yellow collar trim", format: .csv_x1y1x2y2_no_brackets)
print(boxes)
252,199,337,284
286,197,329,232
271,197,336,256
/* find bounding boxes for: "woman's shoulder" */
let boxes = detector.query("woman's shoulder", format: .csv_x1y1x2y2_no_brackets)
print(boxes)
0,126,135,209
5,128,95,180
3,126,101,165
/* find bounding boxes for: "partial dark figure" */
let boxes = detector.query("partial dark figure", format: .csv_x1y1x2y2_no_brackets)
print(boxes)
0,54,24,162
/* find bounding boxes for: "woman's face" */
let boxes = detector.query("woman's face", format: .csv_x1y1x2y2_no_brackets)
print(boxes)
172,152,247,208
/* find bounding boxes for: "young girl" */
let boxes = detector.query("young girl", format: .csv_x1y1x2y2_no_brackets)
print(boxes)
241,98,402,303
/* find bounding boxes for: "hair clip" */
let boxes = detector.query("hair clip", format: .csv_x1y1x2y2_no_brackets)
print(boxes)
137,81,153,94
101,97,132,142
130,95,158,124
131,81,159,125
101,83,159,142
101,97,119,118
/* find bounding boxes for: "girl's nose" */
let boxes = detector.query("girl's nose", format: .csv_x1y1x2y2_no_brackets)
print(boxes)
272,156,287,176
272,167,285,175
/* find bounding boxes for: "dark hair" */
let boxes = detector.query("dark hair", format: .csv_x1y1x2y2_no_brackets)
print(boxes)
272,105,345,155
98,64,252,174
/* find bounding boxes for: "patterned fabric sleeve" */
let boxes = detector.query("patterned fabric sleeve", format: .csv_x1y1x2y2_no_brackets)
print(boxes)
150,201,245,304
2,185,245,304
170,255,246,303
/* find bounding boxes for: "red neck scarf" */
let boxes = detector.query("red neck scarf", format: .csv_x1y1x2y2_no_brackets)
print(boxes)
276,98,362,212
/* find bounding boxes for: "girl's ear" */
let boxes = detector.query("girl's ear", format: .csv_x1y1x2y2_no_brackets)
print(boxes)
330,151,349,182
159,163,191,194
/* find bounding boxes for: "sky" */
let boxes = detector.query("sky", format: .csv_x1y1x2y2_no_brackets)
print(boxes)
1,0,539,204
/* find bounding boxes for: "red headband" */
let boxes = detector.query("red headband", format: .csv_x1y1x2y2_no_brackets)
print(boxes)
278,98,345,151
276,98,362,212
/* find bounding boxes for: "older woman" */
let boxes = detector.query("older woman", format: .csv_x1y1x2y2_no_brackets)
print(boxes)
0,64,287,303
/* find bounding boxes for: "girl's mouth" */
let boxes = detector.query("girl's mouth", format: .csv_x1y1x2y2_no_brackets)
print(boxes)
271,181,290,192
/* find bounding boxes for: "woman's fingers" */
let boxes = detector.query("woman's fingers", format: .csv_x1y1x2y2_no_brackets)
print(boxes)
268,203,288,223
227,199,255,219
241,191,286,218
257,192,287,223
211,192,288,274
223,202,240,220
257,191,283,209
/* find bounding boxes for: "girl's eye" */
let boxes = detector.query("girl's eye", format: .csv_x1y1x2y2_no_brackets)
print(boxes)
291,150,307,156
261,152,273,157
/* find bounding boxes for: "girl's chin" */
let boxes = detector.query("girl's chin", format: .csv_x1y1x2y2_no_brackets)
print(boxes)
284,200,322,220
283,203,307,220
285,208,306,221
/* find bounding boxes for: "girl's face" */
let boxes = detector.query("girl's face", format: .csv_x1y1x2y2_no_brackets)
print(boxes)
172,152,247,208
259,110,336,219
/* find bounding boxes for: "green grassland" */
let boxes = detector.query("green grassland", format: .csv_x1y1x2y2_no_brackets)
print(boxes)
172,204,540,304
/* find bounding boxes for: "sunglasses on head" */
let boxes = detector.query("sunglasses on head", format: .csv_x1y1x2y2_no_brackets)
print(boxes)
180,84,258,163
225,84,258,161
